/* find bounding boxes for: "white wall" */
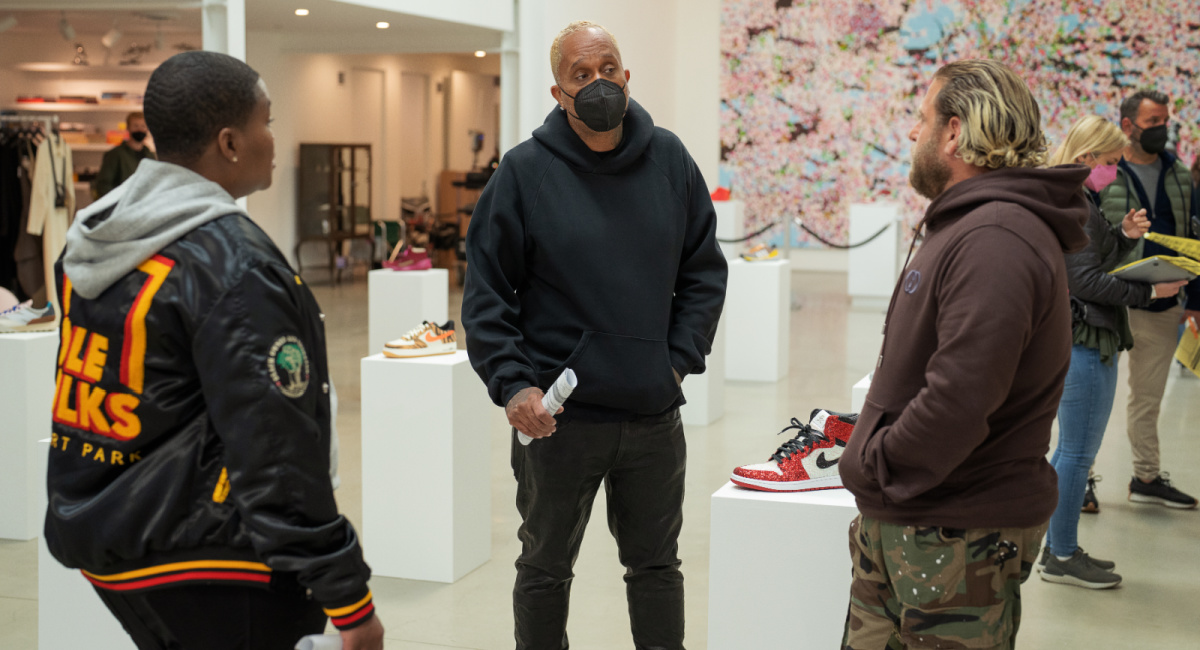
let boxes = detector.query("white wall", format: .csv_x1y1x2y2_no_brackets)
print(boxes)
246,33,501,264
446,70,501,171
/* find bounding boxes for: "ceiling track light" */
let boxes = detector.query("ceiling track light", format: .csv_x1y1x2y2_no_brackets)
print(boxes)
295,9,310,16
376,21,390,29
58,11,75,41
474,50,486,58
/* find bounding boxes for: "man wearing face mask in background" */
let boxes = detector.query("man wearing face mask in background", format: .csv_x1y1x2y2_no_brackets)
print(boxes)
94,111,156,199
462,20,727,650
1099,90,1200,509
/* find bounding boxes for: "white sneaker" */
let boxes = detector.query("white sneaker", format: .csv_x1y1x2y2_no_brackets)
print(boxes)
383,320,457,358
0,301,56,333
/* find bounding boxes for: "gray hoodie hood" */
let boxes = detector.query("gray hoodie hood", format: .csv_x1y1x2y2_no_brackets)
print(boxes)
64,159,247,299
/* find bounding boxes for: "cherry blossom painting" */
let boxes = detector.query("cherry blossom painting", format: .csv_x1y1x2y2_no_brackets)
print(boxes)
720,0,1200,245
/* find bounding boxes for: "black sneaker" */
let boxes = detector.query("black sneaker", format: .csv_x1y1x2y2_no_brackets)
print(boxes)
1128,473,1199,509
1081,475,1100,514
1040,549,1122,589
1037,547,1115,572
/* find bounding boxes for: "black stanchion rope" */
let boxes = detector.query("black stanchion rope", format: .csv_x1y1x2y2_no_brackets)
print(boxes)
716,217,893,250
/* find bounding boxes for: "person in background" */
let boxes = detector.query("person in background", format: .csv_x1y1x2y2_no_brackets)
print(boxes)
1039,115,1188,590
839,59,1089,648
94,111,156,198
1099,90,1200,509
46,52,383,650
1191,151,1200,191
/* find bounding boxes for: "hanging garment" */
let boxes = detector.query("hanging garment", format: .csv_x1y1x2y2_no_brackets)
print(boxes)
15,147,44,304
0,135,23,296
27,133,75,309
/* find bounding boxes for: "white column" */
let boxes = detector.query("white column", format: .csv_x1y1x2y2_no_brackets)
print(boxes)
680,316,725,426
0,332,57,540
708,483,858,649
847,202,900,309
360,352,492,582
499,5,521,155
202,0,246,60
713,200,745,260
724,258,791,382
852,374,872,414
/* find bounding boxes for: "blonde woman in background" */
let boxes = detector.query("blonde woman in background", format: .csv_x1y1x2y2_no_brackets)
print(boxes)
1038,115,1188,590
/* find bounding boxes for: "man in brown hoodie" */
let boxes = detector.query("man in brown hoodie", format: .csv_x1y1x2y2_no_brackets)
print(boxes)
839,59,1090,649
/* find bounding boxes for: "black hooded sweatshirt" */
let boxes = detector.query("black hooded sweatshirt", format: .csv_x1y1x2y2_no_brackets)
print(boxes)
462,99,727,421
839,166,1090,529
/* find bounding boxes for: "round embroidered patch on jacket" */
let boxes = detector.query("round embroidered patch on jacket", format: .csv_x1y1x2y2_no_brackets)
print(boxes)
268,336,310,398
903,270,921,294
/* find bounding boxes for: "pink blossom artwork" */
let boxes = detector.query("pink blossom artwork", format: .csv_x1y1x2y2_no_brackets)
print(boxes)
720,0,1200,246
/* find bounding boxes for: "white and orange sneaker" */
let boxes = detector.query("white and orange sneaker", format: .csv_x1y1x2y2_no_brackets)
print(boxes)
730,409,857,492
382,320,457,358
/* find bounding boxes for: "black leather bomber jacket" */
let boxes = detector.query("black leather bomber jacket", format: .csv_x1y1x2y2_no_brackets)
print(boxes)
1065,192,1153,334
45,214,375,628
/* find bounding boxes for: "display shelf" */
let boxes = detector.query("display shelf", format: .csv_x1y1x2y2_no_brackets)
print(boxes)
5,103,143,113
14,62,157,74
68,143,117,152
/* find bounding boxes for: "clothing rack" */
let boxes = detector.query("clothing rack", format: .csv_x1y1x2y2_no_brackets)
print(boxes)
0,114,59,132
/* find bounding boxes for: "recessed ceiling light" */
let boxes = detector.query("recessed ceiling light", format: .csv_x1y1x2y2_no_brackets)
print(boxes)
474,50,486,58
295,9,309,16
376,21,390,29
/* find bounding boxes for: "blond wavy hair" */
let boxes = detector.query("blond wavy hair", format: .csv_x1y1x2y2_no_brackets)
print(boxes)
550,21,620,83
1048,115,1128,167
932,59,1048,169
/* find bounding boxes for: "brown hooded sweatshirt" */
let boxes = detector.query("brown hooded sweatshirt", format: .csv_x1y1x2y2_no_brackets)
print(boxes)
839,165,1090,529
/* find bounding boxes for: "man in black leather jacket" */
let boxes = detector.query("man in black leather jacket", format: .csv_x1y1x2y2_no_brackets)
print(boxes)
46,52,383,650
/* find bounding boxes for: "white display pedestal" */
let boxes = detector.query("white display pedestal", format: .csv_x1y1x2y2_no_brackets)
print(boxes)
0,332,57,540
708,483,858,649
847,203,900,309
724,258,790,382
713,200,745,260
360,351,491,582
367,268,449,356
37,439,131,650
680,317,725,426
852,374,872,414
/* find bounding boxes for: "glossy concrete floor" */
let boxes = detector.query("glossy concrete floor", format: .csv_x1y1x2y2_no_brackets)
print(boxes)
2,269,1198,649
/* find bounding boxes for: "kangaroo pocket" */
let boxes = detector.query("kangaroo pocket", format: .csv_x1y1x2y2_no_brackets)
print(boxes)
548,331,680,415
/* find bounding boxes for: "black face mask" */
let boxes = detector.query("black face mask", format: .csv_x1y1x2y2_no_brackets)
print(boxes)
130,131,148,143
560,79,627,133
1136,124,1169,155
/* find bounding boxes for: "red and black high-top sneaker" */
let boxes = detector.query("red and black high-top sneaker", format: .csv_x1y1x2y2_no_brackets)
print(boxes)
730,409,858,492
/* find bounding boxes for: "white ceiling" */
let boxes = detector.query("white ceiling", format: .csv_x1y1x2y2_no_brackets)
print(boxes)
0,0,505,50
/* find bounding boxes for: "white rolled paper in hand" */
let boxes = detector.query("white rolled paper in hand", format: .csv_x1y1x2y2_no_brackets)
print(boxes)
518,368,577,445
295,634,342,650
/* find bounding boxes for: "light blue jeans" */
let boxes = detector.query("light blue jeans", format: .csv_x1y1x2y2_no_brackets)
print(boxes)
1046,345,1119,557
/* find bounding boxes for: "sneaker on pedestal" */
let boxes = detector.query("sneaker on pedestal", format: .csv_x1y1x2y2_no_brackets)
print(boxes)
383,246,432,271
730,409,857,492
382,320,457,358
0,301,56,333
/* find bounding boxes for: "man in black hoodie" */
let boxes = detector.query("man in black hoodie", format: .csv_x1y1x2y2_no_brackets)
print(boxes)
838,60,1089,649
462,20,727,650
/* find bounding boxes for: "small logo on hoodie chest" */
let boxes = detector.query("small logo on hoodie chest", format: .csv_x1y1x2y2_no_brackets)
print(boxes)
903,270,922,294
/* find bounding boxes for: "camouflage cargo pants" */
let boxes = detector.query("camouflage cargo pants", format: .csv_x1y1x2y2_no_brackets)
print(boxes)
842,514,1046,650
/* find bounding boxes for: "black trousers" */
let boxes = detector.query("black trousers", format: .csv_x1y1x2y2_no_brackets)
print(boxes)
511,408,687,650
94,579,327,650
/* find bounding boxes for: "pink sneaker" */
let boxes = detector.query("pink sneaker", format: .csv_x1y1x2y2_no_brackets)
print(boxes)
383,247,432,271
